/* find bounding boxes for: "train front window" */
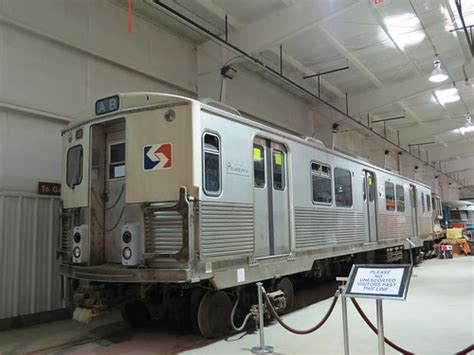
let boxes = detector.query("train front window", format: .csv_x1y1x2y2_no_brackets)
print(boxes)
311,162,332,204
396,184,405,212
253,144,265,188
272,150,285,190
426,194,431,212
109,142,125,179
203,133,221,195
334,168,352,207
385,182,395,211
66,145,83,188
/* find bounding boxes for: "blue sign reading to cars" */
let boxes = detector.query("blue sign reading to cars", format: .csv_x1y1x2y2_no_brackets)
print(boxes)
95,95,119,115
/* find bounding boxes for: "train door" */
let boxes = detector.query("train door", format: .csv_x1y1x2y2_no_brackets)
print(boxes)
104,121,126,263
253,138,290,257
409,185,418,237
363,170,377,242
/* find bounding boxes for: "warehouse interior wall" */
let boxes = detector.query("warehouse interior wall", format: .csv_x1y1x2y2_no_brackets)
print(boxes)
0,0,462,325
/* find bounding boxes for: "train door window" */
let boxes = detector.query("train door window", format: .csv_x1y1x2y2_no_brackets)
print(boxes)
421,192,425,213
253,144,265,188
311,162,332,204
203,133,221,195
426,194,431,212
334,168,352,207
385,182,395,211
272,150,285,190
109,142,125,179
66,145,83,188
368,174,375,202
396,184,405,212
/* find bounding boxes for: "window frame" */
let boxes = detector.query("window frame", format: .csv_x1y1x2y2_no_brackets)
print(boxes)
202,132,222,197
66,144,83,189
253,144,266,189
385,181,396,212
395,184,405,212
108,141,126,180
426,193,431,212
310,161,332,205
334,167,353,208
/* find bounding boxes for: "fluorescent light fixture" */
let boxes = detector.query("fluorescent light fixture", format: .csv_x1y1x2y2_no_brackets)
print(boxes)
435,88,460,105
384,14,425,48
458,126,474,135
429,58,449,83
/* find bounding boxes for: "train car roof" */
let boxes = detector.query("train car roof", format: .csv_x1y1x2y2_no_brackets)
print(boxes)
65,92,431,190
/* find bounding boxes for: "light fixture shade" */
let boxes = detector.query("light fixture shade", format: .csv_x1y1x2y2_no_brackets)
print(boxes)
429,59,448,83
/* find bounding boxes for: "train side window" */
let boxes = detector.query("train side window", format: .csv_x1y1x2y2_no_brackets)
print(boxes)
67,145,83,188
396,184,405,212
311,162,332,204
334,168,352,207
203,133,221,195
421,192,425,213
272,150,285,190
109,142,125,179
426,194,431,212
385,182,395,211
253,144,265,188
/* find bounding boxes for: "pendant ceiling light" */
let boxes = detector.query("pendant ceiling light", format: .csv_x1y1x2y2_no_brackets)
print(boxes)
429,56,449,83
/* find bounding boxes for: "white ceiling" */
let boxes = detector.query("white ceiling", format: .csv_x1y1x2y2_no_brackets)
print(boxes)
119,0,474,185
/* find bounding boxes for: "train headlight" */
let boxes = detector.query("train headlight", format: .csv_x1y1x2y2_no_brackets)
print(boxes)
122,247,132,260
73,232,81,243
73,247,81,258
122,231,132,244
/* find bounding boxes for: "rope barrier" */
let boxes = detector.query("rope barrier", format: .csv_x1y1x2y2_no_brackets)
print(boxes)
455,344,474,354
350,297,414,354
263,290,339,335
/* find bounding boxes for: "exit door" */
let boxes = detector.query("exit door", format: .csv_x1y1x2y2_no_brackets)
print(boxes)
253,138,290,257
409,185,418,237
363,170,377,242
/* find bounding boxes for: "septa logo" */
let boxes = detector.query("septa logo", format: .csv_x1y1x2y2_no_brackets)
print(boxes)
144,143,173,171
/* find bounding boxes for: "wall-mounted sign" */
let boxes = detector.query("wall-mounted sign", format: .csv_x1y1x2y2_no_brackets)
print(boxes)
38,182,61,196
344,264,411,300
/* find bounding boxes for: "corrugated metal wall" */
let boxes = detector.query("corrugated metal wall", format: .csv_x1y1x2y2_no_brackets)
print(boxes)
0,191,64,320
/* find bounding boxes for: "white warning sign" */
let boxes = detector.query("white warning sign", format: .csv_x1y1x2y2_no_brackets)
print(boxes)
344,264,411,300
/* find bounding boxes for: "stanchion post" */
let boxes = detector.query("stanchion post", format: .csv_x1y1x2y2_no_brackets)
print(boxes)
376,299,385,355
340,287,350,355
251,282,274,354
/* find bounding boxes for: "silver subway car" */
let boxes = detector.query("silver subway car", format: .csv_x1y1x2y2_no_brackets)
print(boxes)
59,93,432,336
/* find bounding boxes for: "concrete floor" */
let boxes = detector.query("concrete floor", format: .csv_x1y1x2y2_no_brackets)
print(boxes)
0,257,472,355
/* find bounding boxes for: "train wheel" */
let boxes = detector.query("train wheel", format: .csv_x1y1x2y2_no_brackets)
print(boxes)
121,300,150,327
197,290,232,338
190,288,206,332
276,277,294,315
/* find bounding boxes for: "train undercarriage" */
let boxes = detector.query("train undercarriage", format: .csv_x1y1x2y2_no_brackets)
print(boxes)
64,246,422,338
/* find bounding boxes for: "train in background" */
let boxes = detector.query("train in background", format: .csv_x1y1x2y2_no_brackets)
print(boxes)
59,93,436,337
444,202,474,237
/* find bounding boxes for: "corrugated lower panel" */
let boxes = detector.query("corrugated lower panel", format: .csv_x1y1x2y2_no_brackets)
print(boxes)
0,192,63,320
144,209,183,254
200,202,254,259
377,213,413,240
295,207,365,248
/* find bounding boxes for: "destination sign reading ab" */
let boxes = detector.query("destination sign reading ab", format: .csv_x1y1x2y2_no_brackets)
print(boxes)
344,264,411,300
96,95,119,115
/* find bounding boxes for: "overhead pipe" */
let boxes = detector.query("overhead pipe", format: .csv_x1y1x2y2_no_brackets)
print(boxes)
148,0,473,192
